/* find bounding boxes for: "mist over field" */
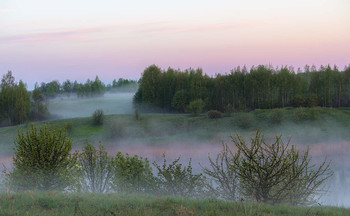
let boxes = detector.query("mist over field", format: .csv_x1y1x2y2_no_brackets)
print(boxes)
1,90,350,207
47,92,135,118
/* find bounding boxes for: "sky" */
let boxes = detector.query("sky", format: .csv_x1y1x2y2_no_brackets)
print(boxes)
1,0,350,87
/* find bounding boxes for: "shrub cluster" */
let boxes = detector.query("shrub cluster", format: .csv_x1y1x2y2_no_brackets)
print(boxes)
269,108,284,124
92,109,104,126
207,110,222,119
187,99,205,116
5,124,332,206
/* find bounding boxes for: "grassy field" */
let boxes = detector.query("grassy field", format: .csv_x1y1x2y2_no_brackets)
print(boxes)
1,108,350,210
0,192,349,216
1,107,350,156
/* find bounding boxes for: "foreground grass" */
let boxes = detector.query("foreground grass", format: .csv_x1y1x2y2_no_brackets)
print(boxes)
0,192,349,216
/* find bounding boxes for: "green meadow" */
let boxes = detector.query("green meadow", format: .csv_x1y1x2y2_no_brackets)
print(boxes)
1,107,350,215
1,107,350,156
1,192,350,216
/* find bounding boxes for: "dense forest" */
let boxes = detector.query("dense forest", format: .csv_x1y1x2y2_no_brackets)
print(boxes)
134,64,350,112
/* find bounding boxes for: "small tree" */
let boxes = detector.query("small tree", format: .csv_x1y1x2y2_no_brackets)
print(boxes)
92,109,104,126
231,131,332,205
187,99,205,116
153,155,205,198
78,141,113,193
10,124,77,191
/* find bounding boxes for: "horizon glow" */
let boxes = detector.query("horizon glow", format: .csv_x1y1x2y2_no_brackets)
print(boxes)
1,0,350,87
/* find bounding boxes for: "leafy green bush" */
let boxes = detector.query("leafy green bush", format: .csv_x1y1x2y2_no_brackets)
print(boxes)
92,109,104,126
112,152,155,194
187,99,205,116
10,124,77,191
153,155,205,198
207,110,222,119
269,109,284,124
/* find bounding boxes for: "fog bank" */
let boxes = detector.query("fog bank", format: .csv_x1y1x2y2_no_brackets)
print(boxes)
47,92,134,119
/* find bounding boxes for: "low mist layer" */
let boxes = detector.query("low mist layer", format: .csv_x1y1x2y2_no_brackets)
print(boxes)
47,92,134,118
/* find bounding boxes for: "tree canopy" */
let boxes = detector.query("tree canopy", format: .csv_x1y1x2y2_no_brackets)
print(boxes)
134,64,350,112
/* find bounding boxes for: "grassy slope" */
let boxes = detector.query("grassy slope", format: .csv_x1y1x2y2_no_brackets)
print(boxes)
1,108,350,214
1,192,349,216
1,107,350,155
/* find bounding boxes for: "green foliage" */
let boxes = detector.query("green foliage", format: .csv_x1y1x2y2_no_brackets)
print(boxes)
10,124,77,191
13,81,31,124
153,155,205,198
171,90,188,112
293,107,307,122
0,71,31,125
108,78,138,92
78,141,113,193
92,109,104,126
135,64,350,112
207,110,222,119
40,80,61,98
138,65,162,104
39,76,106,98
112,152,155,193
187,99,205,116
269,108,284,124
229,131,332,205
30,83,48,121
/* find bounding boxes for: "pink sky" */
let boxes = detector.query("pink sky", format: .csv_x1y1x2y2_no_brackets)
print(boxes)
1,0,350,87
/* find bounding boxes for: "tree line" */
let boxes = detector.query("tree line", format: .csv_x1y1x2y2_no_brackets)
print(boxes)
5,124,332,205
0,70,138,126
38,77,137,98
134,64,350,112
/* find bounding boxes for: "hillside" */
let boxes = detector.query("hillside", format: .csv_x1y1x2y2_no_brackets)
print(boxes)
1,107,350,158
